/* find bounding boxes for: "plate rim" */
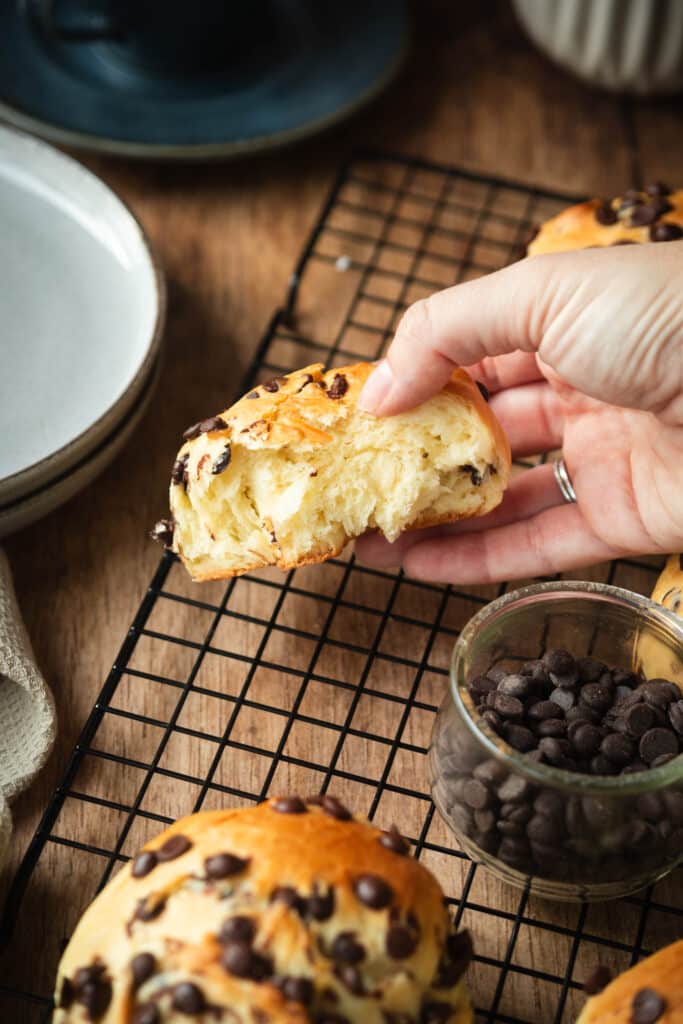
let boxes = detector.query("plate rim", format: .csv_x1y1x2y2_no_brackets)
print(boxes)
0,348,164,536
0,27,409,161
0,123,166,497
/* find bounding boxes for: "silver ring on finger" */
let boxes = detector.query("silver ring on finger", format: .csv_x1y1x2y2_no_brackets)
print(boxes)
553,456,577,504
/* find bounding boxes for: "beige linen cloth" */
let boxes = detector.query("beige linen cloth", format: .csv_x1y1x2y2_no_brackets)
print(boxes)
0,548,56,871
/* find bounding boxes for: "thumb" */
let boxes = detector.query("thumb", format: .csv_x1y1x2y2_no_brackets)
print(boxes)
358,255,556,416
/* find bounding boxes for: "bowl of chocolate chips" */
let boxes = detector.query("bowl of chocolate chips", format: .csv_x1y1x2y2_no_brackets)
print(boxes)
430,580,683,901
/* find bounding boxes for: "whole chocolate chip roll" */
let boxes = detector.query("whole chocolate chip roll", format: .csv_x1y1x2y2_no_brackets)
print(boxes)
158,362,511,581
53,798,473,1024
526,187,683,255
577,939,683,1024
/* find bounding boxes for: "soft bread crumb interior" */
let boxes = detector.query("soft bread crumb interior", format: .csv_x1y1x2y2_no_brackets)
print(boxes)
175,394,505,577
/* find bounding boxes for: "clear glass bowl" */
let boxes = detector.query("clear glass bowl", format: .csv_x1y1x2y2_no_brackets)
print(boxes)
430,581,683,901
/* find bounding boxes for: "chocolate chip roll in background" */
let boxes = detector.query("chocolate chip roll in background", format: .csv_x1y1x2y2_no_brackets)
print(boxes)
526,183,683,254
636,555,683,687
577,939,683,1024
53,797,473,1024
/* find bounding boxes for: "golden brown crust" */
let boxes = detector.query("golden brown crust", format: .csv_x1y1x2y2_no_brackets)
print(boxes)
528,189,683,255
165,361,511,581
53,799,473,1024
577,940,683,1024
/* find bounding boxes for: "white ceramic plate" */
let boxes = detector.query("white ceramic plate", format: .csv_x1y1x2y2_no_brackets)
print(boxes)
0,352,162,539
0,125,164,506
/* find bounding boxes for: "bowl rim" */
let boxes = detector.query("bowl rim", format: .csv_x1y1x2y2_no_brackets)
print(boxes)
449,579,683,796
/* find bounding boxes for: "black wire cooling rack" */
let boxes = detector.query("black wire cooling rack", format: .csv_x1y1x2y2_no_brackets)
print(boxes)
1,151,679,1024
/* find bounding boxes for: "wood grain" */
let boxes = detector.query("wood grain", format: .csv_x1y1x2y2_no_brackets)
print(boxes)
0,3,679,1021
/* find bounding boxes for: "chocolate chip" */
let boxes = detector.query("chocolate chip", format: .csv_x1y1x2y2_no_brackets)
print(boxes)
543,649,575,676
271,795,307,814
600,733,635,765
644,680,680,706
59,977,74,1009
537,718,567,738
498,673,530,699
583,964,612,995
498,776,530,802
157,834,192,862
211,444,232,475
262,378,281,393
581,684,613,713
650,222,683,241
183,416,227,440
335,964,364,995
172,982,207,1015
491,692,524,717
327,373,349,400
150,519,174,547
271,886,306,916
311,794,352,820
134,896,166,923
481,709,503,732
595,201,617,225
590,754,619,775
669,701,683,734
469,675,498,703
461,463,483,486
278,976,314,1005
639,727,678,764
474,759,508,786
624,703,656,737
222,942,272,981
219,915,256,944
353,873,393,909
379,826,410,855
630,203,660,226
571,722,603,758
463,779,491,809
475,380,490,401
645,182,670,196
538,737,573,766
308,888,335,921
75,967,112,1021
331,932,365,964
549,687,575,712
527,814,557,845
529,700,561,721
132,1005,160,1024
131,851,157,878
171,453,189,487
577,658,606,682
504,724,537,752
631,988,667,1024
130,952,156,989
204,852,250,879
246,390,260,399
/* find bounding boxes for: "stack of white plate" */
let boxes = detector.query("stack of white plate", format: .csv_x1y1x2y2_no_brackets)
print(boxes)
0,126,165,538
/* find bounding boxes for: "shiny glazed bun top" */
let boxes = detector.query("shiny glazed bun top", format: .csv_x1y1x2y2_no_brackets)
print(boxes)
53,797,473,1024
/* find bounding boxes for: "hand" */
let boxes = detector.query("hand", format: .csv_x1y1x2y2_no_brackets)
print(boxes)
355,243,683,583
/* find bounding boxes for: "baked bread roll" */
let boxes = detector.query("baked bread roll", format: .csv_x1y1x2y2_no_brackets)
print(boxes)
527,182,683,255
156,362,510,581
53,797,473,1024
635,554,683,685
578,939,683,1024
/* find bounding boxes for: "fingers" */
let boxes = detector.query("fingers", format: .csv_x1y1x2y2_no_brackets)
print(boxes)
489,381,565,456
355,462,566,567
358,254,557,415
401,503,617,584
464,351,544,395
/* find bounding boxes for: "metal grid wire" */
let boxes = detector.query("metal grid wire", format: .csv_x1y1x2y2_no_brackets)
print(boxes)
1,151,680,1024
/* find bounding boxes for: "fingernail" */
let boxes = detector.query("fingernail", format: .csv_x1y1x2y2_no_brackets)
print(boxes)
358,359,394,413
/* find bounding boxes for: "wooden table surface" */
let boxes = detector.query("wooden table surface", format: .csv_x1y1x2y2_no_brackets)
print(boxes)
2,2,682,1021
